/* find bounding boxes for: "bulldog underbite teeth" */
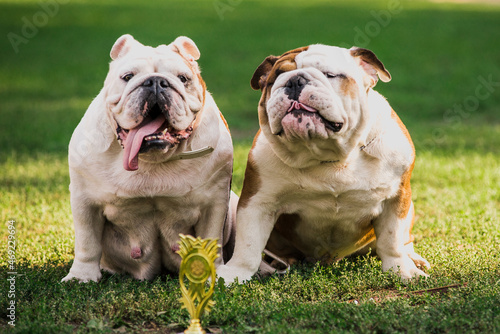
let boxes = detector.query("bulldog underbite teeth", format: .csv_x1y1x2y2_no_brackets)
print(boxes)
63,34,237,283
217,44,430,284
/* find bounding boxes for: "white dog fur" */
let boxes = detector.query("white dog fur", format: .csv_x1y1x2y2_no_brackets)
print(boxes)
63,35,237,283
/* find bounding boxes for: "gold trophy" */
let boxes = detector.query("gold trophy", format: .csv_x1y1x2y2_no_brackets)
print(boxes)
177,234,220,334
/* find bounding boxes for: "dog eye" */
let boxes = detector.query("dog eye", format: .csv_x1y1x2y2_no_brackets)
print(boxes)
122,73,134,82
325,73,346,79
178,75,188,84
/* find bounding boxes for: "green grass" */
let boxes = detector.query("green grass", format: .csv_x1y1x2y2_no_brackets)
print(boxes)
1,0,499,332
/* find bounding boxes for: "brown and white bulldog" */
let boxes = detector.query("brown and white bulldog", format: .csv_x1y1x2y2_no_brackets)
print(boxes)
63,35,237,283
217,44,430,284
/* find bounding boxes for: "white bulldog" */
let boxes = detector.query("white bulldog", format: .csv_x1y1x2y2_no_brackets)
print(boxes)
63,34,237,283
217,44,430,284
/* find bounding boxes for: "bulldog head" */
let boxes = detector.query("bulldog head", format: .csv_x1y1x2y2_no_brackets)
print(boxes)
104,34,206,171
251,45,391,168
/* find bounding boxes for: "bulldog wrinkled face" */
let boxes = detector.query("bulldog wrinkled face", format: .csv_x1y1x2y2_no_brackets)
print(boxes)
104,35,205,171
252,44,390,167
265,45,368,141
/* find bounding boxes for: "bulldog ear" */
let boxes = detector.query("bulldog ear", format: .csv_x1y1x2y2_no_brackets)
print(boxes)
251,55,279,90
350,47,391,87
110,34,142,60
170,36,200,62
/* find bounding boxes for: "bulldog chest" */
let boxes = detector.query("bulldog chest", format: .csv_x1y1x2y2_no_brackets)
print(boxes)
269,160,402,259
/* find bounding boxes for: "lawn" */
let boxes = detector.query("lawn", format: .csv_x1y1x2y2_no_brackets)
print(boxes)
1,0,499,333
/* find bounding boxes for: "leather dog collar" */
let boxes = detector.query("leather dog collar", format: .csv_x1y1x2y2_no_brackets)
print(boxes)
169,146,214,161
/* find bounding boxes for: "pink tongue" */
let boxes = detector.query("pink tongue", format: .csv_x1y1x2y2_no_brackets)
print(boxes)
288,101,317,113
122,116,166,171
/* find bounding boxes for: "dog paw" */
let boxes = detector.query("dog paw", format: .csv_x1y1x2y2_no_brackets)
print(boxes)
216,264,253,286
62,263,102,283
408,252,431,270
382,256,429,280
399,266,429,280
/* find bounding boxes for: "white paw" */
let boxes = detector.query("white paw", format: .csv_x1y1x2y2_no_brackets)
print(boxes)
62,262,102,283
399,266,429,280
382,256,429,280
408,252,431,270
216,264,254,286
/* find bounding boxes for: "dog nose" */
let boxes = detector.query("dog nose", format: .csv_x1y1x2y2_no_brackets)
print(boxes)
285,75,307,101
331,122,343,132
142,76,170,94
325,121,343,133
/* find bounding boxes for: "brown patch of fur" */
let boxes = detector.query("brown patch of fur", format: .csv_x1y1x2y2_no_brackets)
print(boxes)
251,55,279,91
390,109,417,245
265,54,298,87
341,76,358,98
405,204,416,246
237,130,262,209
391,109,415,219
251,46,309,91
397,167,414,219
219,111,230,133
354,226,376,250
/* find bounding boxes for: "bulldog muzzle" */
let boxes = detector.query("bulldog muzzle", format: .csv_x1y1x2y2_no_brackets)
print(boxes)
117,76,194,171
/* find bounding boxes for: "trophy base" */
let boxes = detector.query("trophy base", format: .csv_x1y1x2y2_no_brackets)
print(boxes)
184,319,205,334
